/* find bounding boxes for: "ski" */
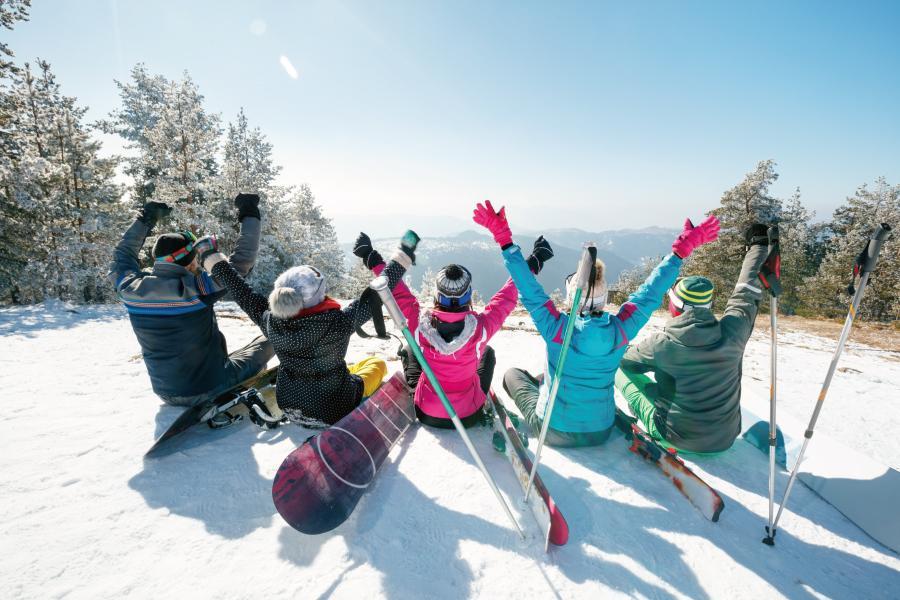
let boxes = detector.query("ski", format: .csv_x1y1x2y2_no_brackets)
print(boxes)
145,366,279,458
614,409,725,522
272,371,415,535
488,391,569,549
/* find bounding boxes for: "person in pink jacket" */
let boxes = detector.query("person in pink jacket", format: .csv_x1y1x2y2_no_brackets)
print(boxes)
353,232,553,428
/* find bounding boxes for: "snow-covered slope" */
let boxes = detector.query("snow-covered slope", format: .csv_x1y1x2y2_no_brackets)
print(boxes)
1,302,898,599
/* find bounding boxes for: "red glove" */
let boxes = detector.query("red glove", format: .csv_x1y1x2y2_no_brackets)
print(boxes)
671,215,720,259
472,200,513,247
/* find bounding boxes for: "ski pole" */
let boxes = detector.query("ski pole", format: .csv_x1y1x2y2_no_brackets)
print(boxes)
769,223,892,543
759,225,781,546
370,276,526,540
524,243,596,502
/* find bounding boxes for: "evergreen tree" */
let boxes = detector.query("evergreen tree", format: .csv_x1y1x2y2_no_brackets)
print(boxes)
802,179,899,321
0,0,30,80
1,60,122,303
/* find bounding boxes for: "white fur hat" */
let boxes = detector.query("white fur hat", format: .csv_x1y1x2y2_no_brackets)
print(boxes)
566,258,608,315
268,265,327,319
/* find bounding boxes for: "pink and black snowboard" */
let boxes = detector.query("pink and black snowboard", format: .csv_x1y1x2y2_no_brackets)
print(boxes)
272,372,415,534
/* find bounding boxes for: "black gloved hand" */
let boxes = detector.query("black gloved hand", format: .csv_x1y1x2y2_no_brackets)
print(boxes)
137,201,172,226
744,223,769,247
353,232,384,269
527,235,554,274
234,193,261,222
399,229,420,264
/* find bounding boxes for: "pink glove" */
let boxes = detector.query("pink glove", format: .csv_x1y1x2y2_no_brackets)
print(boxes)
671,214,720,258
472,200,513,247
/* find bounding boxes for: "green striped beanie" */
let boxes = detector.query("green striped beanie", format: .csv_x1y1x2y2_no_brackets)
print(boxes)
669,276,715,309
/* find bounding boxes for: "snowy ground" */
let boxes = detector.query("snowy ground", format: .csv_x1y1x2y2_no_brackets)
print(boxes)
1,301,898,599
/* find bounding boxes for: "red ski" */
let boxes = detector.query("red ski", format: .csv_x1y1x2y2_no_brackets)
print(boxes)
615,409,724,522
488,392,569,549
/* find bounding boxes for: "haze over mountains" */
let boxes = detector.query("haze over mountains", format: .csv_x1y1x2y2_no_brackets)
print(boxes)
341,225,678,297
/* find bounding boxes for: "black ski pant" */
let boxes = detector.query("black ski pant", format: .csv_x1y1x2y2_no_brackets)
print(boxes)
398,345,495,429
502,367,613,448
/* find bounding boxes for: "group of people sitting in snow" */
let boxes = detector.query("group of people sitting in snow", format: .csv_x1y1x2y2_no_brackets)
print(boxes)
110,193,773,454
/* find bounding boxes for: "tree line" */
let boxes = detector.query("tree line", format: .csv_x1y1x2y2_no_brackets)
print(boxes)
614,160,898,322
1,1,344,304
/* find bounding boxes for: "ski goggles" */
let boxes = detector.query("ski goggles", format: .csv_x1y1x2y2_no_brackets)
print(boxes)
437,287,472,308
155,231,198,263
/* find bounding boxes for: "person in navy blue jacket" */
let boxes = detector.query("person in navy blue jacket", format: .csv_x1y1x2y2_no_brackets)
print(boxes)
108,196,274,407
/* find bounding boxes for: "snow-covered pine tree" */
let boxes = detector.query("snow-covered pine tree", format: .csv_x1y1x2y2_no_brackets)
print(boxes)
217,107,289,286
776,188,819,315
0,0,30,81
686,160,787,311
1,60,122,303
98,64,168,205
802,178,899,321
102,66,222,238
275,184,344,293
145,73,222,231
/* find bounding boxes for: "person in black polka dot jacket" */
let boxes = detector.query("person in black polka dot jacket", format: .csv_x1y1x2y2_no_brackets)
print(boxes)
200,232,417,426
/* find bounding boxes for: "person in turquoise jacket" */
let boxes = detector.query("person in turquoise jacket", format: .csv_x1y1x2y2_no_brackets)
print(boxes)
473,200,720,447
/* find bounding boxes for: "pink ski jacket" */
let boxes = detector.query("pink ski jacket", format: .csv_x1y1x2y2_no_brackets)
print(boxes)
373,263,517,419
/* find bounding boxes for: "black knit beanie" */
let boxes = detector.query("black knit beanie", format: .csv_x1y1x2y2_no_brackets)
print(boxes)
152,233,197,266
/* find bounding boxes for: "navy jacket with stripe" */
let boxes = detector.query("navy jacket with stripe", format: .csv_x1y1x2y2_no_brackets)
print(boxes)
108,215,261,398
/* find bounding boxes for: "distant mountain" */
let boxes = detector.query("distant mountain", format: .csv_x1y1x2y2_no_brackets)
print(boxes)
331,213,473,243
342,227,673,298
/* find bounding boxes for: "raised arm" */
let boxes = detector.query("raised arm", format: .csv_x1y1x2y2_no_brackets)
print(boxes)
228,194,263,277
354,232,421,331
473,200,563,343
107,202,171,291
203,250,269,327
202,194,263,302
616,215,719,340
719,224,769,344
346,231,418,329
478,277,519,339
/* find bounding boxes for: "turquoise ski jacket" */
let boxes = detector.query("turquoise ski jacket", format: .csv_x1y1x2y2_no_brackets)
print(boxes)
502,244,682,433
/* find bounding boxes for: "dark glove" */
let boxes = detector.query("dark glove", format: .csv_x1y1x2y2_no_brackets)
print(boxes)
527,235,554,274
399,229,420,264
353,232,384,269
234,193,261,222
744,223,769,247
137,201,172,226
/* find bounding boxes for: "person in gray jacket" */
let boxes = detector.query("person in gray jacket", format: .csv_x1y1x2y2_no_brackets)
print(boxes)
109,195,274,407
615,224,770,453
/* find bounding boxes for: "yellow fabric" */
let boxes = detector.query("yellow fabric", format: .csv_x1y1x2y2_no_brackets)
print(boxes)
348,357,388,397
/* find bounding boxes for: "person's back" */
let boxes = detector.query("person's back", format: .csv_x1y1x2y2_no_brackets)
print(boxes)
109,197,272,405
355,236,517,427
207,232,417,426
618,225,770,453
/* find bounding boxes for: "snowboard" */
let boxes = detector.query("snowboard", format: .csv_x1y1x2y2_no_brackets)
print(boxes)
614,409,725,522
488,391,569,549
272,371,415,534
145,366,279,458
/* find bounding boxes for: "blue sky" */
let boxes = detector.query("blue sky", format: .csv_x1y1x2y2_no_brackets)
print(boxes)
8,1,900,237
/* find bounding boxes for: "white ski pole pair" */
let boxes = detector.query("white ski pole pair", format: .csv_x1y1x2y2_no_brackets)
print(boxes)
767,223,891,546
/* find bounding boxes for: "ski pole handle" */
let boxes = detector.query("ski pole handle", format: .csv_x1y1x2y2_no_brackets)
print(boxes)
370,276,407,329
572,242,596,292
862,223,892,274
